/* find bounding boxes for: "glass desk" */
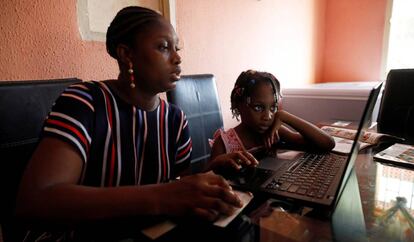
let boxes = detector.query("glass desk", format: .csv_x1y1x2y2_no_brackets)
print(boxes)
111,149,413,242
148,149,414,242
242,150,414,242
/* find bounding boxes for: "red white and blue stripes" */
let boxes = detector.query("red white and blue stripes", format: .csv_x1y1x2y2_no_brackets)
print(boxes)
43,81,192,187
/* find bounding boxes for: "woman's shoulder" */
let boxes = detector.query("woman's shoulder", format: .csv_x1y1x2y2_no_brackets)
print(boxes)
165,100,181,110
65,80,121,100
63,80,101,94
164,100,186,117
55,81,109,112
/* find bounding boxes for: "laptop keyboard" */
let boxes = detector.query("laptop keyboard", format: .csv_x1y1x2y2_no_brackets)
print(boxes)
264,153,346,199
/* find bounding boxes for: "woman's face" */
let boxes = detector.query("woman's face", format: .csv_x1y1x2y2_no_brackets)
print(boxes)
130,18,181,94
238,82,278,134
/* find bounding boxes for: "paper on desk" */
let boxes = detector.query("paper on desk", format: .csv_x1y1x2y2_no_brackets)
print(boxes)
213,190,253,227
141,220,176,240
332,136,353,154
331,136,371,154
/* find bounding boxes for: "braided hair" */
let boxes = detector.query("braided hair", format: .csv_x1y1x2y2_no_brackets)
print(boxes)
106,6,163,60
230,70,282,120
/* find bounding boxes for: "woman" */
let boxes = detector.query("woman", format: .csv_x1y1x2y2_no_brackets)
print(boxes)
16,6,257,241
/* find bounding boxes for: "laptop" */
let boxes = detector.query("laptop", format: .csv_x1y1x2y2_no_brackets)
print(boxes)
229,82,383,212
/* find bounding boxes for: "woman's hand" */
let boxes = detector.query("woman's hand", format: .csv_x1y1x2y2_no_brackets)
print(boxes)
159,172,243,221
206,151,259,173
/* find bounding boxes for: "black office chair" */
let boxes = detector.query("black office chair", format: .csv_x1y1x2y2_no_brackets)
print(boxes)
377,69,414,144
167,74,224,170
0,78,81,241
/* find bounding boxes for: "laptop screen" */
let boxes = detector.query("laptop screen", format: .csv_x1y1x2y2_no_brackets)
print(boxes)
333,82,383,209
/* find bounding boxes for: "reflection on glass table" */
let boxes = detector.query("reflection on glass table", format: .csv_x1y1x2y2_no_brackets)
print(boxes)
370,165,414,241
247,169,365,242
249,198,332,242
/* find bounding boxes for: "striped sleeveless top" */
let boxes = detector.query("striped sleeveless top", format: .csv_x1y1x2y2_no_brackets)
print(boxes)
43,81,192,186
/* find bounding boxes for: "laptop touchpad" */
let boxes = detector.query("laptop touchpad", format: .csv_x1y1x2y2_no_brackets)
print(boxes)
259,150,304,171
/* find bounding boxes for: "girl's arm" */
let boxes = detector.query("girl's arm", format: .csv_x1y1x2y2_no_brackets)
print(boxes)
275,110,335,151
210,136,227,162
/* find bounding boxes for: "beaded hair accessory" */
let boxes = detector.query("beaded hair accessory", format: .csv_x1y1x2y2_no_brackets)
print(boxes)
128,62,135,88
233,85,244,97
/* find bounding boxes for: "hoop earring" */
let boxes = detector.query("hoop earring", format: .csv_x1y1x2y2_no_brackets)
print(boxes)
128,62,135,88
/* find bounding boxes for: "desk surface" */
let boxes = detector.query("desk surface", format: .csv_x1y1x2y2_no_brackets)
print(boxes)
111,148,414,242
240,149,414,242
143,149,414,242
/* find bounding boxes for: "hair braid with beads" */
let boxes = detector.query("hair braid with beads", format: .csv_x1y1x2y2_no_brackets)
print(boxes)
230,70,282,120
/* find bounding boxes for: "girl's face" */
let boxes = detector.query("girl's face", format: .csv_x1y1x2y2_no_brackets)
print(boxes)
238,82,278,134
130,18,181,94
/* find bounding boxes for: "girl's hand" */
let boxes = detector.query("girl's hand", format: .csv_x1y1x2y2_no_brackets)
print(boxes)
264,111,282,149
160,172,243,221
207,151,259,173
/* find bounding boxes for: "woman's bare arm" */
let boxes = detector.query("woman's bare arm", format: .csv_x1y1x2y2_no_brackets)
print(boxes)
16,137,242,223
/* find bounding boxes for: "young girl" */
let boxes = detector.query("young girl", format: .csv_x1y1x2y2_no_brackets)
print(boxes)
209,70,335,172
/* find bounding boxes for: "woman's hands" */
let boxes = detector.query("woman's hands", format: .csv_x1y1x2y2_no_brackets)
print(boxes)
159,172,243,221
163,151,258,221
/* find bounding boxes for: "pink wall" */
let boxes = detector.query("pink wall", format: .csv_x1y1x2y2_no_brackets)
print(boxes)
176,0,325,128
0,0,118,81
321,0,387,83
0,0,388,129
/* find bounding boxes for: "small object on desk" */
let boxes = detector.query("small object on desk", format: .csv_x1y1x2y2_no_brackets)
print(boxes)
374,143,414,169
331,120,352,127
213,190,253,228
141,220,177,240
